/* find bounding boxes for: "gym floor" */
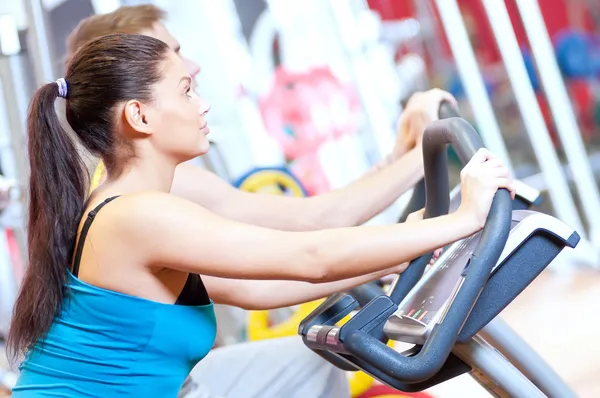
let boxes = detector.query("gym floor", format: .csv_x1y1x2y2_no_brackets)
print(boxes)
424,265,600,397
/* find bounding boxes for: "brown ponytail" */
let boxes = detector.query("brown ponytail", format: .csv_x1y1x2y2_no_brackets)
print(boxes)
7,81,88,361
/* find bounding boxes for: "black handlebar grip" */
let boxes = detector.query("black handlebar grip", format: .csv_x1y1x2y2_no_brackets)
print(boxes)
438,101,460,120
421,118,483,219
300,107,514,384
349,282,385,307
388,255,431,304
397,100,459,224
390,101,463,303
344,188,512,383
346,119,513,382
389,117,506,306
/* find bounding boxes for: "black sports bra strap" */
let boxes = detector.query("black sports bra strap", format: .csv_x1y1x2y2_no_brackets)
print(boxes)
72,196,120,277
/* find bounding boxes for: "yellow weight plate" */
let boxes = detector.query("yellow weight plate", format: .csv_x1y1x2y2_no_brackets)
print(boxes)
235,167,307,197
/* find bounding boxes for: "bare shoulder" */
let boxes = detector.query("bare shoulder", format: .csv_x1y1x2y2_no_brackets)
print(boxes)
81,191,216,265
99,191,205,229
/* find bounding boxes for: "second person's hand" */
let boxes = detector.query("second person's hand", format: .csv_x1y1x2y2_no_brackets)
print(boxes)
393,89,458,158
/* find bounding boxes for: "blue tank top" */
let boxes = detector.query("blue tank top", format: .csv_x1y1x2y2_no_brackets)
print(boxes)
12,196,217,397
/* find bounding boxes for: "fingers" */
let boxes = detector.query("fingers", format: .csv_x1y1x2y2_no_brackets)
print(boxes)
485,160,511,180
460,154,516,202
397,262,410,274
412,208,425,217
496,177,517,200
419,88,457,105
404,88,458,120
471,148,495,163
406,208,425,223
463,149,512,181
431,88,458,107
429,248,444,265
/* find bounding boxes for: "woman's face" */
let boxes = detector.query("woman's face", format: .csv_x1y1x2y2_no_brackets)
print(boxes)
143,51,211,161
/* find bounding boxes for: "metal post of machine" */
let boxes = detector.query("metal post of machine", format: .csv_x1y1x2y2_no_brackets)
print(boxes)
433,0,514,174
514,0,600,247
480,317,576,398
480,0,591,250
23,0,55,85
0,13,31,268
452,335,546,398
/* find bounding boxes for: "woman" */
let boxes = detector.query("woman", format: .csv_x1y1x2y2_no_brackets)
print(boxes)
8,34,514,397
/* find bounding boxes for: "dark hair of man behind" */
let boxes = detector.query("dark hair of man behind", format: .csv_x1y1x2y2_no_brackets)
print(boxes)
7,33,170,362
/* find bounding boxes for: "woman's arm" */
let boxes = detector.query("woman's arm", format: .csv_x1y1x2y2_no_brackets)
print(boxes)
200,207,444,311
201,264,405,310
170,147,423,231
114,191,479,283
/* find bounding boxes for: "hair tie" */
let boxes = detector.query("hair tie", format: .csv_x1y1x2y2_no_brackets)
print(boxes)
56,78,68,98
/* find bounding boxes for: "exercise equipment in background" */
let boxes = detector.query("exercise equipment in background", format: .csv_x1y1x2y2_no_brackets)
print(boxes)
554,29,600,79
552,29,600,141
233,166,308,196
258,65,367,194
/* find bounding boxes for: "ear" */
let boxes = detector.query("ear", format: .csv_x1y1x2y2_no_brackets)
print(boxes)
122,99,153,136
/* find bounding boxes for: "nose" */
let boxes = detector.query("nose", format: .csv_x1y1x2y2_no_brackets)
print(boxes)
198,97,211,116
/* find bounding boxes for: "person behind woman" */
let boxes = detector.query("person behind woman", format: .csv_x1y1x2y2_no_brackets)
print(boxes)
8,33,514,396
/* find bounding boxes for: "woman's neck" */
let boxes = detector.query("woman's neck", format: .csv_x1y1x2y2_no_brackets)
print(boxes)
103,155,177,195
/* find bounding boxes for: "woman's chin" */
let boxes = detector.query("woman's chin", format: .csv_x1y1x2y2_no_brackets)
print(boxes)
196,138,211,156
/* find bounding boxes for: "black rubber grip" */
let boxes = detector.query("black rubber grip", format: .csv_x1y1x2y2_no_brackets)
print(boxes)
422,117,483,218
397,101,459,223
390,101,464,304
438,101,460,119
347,118,513,382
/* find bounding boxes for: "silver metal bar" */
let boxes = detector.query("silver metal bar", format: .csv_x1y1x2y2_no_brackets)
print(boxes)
0,17,32,267
521,151,600,192
433,0,514,174
480,0,586,238
480,317,576,398
515,0,600,247
453,335,546,398
23,0,55,84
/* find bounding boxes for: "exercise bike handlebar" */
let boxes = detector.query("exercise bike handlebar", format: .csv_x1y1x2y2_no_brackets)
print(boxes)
396,101,459,224
388,101,461,303
301,102,463,373
301,116,513,383
343,118,513,382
